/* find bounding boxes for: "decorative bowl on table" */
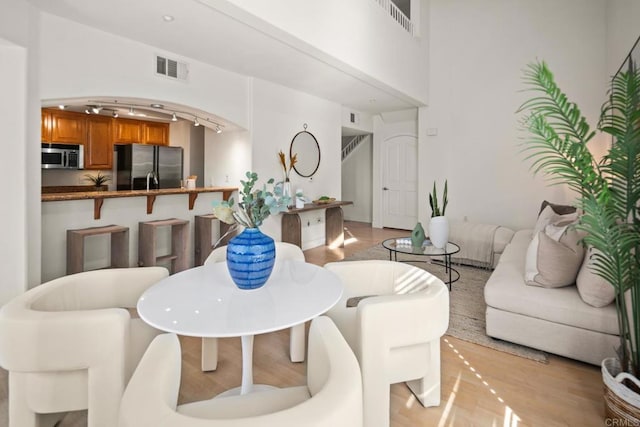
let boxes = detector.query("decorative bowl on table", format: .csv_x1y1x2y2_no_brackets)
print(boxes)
312,197,336,205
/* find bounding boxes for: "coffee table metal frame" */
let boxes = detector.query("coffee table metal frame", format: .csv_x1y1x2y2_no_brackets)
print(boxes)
382,238,461,290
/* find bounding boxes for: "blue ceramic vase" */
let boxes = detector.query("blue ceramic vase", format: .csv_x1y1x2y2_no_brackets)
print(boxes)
226,228,276,290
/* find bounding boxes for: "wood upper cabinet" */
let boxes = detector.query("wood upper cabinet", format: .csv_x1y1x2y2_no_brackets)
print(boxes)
50,110,86,144
143,122,169,146
113,118,143,144
85,116,113,169
41,110,51,142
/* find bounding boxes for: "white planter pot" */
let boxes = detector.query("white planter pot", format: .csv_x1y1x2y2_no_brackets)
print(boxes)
429,216,449,249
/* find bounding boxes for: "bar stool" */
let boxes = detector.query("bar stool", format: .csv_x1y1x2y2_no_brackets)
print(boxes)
66,225,129,275
194,214,236,266
138,218,189,274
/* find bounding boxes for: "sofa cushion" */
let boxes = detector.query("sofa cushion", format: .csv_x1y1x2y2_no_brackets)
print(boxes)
485,230,618,335
539,200,577,216
576,246,616,308
525,210,584,288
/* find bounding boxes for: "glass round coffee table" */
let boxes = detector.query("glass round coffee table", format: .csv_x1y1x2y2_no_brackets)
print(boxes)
381,238,461,290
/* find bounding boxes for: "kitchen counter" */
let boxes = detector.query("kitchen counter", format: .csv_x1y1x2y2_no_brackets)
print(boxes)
42,187,237,219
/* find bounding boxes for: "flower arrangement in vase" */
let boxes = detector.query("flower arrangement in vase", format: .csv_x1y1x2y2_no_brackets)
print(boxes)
278,150,297,207
213,171,291,290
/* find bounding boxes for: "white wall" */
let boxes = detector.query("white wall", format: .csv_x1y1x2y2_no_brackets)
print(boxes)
39,13,250,130
606,0,640,77
219,0,430,103
204,128,252,188
342,136,372,223
0,0,42,302
341,106,374,134
425,0,608,230
249,78,342,249
0,42,29,303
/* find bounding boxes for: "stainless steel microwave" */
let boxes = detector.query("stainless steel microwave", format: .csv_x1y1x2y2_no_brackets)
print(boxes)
41,144,84,170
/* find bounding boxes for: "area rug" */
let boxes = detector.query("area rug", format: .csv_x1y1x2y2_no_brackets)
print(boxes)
343,244,549,364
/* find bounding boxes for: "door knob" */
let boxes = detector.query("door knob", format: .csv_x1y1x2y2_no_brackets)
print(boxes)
383,187,389,190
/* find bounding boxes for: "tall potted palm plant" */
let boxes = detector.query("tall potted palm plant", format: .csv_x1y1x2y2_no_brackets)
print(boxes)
518,61,640,420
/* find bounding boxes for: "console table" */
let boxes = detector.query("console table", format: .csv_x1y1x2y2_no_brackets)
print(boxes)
281,201,353,248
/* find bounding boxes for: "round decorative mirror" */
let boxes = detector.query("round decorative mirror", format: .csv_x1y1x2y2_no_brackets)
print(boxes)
290,124,320,178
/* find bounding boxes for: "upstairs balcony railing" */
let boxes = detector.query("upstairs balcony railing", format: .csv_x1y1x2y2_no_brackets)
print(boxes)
374,0,414,35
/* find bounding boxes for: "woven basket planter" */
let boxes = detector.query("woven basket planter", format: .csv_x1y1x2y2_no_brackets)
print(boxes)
602,357,640,423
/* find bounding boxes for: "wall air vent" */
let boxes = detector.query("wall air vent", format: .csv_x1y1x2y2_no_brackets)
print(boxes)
155,55,189,81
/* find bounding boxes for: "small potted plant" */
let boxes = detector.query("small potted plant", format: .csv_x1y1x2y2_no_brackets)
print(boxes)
212,171,291,290
428,180,448,249
84,172,111,191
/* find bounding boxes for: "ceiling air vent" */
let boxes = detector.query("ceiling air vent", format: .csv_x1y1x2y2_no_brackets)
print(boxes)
155,55,189,81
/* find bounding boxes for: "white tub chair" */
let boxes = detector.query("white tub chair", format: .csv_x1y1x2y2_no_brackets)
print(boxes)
118,316,363,427
201,241,306,371
324,260,449,427
0,267,169,427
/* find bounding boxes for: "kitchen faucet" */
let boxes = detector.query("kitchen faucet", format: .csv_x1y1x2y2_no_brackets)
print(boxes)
146,171,158,191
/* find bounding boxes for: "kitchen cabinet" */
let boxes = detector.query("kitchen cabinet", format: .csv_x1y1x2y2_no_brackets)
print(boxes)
143,122,169,146
85,116,113,169
41,110,51,142
50,110,86,144
113,118,142,144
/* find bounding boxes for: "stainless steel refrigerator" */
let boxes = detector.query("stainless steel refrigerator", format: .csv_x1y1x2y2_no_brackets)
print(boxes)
114,144,183,190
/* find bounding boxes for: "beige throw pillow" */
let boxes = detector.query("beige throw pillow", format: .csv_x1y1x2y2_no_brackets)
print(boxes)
576,246,615,307
525,216,585,288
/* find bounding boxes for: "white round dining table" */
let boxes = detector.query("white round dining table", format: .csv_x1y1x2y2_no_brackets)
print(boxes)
137,259,343,395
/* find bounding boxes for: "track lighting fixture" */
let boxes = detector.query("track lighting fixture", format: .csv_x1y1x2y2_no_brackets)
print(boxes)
58,105,66,110
84,100,225,132
84,109,91,114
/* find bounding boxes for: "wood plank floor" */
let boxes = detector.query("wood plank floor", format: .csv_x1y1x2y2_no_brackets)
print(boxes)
178,221,604,426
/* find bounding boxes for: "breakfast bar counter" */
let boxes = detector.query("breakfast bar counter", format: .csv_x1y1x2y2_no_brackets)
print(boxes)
42,187,237,219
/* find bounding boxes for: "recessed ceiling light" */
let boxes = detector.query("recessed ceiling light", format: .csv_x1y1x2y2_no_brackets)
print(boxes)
162,15,174,22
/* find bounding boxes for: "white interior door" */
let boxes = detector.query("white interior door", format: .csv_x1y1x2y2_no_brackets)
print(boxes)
382,135,417,230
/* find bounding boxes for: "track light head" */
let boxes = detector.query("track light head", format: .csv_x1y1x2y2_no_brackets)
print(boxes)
91,106,102,114
112,111,119,118
128,107,135,116
215,125,222,134
171,113,178,122
194,118,200,127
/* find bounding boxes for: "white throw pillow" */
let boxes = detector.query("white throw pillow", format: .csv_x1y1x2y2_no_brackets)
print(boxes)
533,205,579,237
576,246,615,307
525,217,585,288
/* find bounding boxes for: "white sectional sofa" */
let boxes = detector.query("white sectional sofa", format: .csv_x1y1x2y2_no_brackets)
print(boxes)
484,229,619,365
